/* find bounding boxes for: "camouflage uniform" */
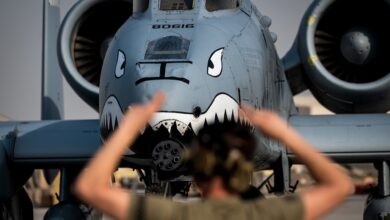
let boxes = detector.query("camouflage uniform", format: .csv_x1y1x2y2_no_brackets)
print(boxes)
128,194,304,220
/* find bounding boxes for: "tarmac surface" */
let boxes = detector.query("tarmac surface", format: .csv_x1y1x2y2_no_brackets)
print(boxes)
34,195,367,220
323,195,366,220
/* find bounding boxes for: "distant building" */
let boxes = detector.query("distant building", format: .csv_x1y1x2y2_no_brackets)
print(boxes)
293,92,333,115
0,114,10,121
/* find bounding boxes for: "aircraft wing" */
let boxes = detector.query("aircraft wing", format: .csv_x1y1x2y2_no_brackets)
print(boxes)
3,114,389,166
0,120,100,167
289,114,390,163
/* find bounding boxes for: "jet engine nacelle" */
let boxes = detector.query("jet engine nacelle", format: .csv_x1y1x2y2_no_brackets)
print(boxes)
284,0,390,113
58,0,133,110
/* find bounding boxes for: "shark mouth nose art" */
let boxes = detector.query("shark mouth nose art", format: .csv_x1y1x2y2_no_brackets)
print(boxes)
149,94,240,134
100,96,123,139
100,94,243,137
100,94,254,168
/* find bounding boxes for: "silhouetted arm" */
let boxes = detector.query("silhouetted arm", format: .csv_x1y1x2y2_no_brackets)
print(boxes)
241,106,354,220
73,92,165,220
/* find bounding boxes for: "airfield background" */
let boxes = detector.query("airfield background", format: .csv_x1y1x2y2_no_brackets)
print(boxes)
0,0,314,120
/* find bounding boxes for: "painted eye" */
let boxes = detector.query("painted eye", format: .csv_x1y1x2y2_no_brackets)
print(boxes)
115,50,126,78
207,48,224,77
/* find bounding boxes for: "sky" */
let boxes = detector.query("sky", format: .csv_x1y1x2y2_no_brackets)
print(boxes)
0,0,312,120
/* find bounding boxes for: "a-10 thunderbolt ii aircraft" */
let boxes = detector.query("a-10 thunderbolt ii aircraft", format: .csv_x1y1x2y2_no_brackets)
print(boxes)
1,0,390,219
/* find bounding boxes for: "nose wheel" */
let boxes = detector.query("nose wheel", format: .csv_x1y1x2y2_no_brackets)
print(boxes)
137,168,191,197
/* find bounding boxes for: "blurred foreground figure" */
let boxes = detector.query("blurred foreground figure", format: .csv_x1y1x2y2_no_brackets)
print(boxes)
74,92,353,220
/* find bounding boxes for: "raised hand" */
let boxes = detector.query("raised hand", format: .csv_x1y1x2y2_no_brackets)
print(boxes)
240,104,289,142
121,92,165,132
74,91,166,220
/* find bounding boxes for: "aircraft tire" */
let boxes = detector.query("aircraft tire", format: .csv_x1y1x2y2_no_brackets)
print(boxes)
0,187,33,220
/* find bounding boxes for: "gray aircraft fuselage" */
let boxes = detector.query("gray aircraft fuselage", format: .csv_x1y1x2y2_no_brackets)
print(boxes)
99,0,295,173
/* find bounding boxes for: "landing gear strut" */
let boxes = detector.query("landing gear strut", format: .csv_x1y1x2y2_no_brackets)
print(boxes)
141,169,191,197
364,161,390,220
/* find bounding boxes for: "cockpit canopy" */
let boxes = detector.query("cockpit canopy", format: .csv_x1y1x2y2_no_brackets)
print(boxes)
155,0,239,11
160,0,194,10
206,0,239,11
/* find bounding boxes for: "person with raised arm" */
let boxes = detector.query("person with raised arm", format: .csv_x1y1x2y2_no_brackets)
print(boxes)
74,92,353,220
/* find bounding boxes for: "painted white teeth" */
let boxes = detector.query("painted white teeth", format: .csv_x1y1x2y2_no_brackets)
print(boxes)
152,120,189,136
101,94,242,139
100,96,124,130
140,126,146,135
150,94,239,134
100,96,135,155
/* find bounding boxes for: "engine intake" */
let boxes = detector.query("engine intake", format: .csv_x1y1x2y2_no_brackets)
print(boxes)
314,1,390,84
58,0,133,110
286,0,390,113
